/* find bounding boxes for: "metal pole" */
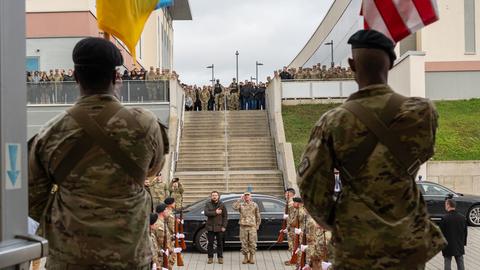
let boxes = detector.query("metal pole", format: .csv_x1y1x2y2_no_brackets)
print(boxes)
235,51,239,89
256,61,259,85
330,40,334,68
212,64,215,88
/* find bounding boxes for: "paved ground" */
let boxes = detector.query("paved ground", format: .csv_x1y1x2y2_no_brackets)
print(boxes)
33,227,479,270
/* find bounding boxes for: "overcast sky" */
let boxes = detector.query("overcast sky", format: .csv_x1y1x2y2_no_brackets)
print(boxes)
173,0,334,86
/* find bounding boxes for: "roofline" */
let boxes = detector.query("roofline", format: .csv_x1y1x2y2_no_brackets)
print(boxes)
171,0,192,20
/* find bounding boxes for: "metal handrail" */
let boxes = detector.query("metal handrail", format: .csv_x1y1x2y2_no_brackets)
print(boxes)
224,94,229,192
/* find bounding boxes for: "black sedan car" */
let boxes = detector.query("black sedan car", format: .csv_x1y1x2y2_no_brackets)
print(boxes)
417,181,480,226
181,193,287,252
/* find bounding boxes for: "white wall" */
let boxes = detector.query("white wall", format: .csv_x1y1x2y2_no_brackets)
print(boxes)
26,0,95,13
426,71,480,100
388,51,426,98
27,37,82,71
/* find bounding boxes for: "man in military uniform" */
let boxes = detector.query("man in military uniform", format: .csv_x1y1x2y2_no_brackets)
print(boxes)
145,66,157,101
304,214,332,270
232,192,261,264
149,174,169,207
297,29,446,270
164,197,177,269
282,188,296,265
227,90,240,111
28,37,168,269
154,203,182,270
169,178,184,209
149,213,161,268
216,89,226,111
289,197,307,265
200,86,210,111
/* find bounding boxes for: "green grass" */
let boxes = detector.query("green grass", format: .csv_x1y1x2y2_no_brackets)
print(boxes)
283,99,480,166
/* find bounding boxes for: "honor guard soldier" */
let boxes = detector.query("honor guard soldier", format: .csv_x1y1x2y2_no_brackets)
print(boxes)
233,192,261,264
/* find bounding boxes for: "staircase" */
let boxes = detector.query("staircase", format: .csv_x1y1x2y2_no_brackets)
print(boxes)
175,110,284,206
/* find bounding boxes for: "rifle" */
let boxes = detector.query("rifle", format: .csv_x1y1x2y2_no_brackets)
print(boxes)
321,228,328,262
174,207,184,267
289,212,301,265
276,199,289,243
298,215,308,270
162,218,169,270
179,208,187,250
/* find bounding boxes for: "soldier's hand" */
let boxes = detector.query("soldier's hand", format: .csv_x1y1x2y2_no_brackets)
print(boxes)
302,265,312,270
221,227,226,232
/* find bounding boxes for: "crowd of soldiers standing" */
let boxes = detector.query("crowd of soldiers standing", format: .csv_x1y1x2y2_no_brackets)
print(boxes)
182,78,267,112
276,64,354,81
145,175,185,270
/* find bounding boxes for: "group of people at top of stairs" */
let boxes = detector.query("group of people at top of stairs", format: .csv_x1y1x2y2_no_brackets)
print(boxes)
276,65,354,81
182,78,267,112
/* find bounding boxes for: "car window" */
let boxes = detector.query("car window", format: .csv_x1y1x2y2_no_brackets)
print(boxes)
260,200,284,213
422,184,451,196
223,200,238,215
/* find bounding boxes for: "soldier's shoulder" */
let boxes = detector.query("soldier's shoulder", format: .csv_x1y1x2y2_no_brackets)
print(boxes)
403,96,436,112
126,107,160,130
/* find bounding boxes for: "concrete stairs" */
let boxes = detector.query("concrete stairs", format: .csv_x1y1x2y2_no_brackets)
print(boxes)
175,110,284,206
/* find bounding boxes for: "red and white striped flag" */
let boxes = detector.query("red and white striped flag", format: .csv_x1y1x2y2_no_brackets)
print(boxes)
361,0,439,43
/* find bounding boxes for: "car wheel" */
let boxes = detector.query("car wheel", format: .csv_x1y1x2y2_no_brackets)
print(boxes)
194,227,217,253
468,205,480,226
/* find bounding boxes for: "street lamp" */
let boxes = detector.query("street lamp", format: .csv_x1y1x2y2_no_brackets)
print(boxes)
206,64,215,87
235,51,239,89
324,40,334,68
255,61,263,85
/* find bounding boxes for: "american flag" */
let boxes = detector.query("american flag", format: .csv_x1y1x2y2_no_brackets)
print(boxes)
361,0,439,43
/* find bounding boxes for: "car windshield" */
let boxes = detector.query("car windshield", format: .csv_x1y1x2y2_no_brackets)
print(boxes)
184,198,209,212
420,183,453,196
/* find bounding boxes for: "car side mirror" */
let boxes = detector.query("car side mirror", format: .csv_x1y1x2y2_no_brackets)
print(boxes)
446,193,455,199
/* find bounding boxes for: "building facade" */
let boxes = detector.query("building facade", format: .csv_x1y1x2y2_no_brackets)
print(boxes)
26,0,192,72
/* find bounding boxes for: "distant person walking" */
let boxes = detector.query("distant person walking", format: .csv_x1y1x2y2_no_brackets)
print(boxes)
440,199,468,270
204,191,228,264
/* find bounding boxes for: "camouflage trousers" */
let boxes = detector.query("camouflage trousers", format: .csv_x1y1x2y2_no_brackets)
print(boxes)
287,230,295,253
240,225,257,255
169,241,176,268
200,101,208,111
46,259,151,270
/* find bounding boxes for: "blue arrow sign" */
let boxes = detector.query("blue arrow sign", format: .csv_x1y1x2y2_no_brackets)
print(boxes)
7,144,20,186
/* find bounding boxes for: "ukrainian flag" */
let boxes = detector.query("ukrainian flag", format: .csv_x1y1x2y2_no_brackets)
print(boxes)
97,0,173,61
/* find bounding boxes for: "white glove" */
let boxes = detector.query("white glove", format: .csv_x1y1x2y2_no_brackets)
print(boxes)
283,214,289,220
280,229,288,234
176,233,185,239
295,228,302,235
300,244,308,252
295,248,301,254
161,267,169,270
160,249,169,256
173,247,182,254
322,261,333,270
152,263,157,270
180,219,184,225
302,264,311,270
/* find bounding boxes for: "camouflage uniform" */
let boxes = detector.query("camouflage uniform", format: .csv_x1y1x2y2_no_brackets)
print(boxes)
154,217,172,270
168,182,184,209
227,91,240,110
286,197,295,253
291,206,307,262
297,84,447,269
29,95,166,269
150,230,161,267
215,91,226,111
200,88,210,111
145,70,157,101
306,216,331,267
150,177,168,207
232,200,261,255
166,211,176,268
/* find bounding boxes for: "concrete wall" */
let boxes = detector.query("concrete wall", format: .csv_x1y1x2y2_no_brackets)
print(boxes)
266,77,298,192
426,71,480,100
27,38,82,71
388,51,427,98
427,161,480,195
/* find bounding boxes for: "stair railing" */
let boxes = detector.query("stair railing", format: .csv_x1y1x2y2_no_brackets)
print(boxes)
169,91,185,182
224,94,230,192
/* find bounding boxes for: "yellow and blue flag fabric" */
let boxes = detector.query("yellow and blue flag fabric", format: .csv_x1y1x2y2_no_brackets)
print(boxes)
97,0,173,61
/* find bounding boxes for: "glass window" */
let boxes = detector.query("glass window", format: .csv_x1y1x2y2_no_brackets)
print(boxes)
422,184,451,196
223,200,237,214
261,200,284,213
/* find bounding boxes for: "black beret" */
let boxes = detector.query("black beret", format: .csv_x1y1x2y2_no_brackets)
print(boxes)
150,213,158,225
164,197,175,205
72,37,123,71
156,203,167,213
285,188,296,194
293,197,303,203
172,178,180,183
348,29,397,66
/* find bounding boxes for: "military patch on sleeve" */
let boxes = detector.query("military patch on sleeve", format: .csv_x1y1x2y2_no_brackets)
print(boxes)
298,157,310,177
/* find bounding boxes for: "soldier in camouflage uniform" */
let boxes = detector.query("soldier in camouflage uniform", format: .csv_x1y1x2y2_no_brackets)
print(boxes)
28,38,167,269
169,178,184,209
149,175,169,207
283,188,296,265
164,198,177,268
154,203,181,270
215,90,226,111
297,30,446,270
150,213,162,268
146,66,157,101
232,192,261,264
305,215,332,270
290,197,307,265
200,86,210,111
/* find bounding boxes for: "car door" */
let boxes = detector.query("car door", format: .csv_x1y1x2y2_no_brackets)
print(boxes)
223,199,240,242
257,198,285,242
419,183,451,221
